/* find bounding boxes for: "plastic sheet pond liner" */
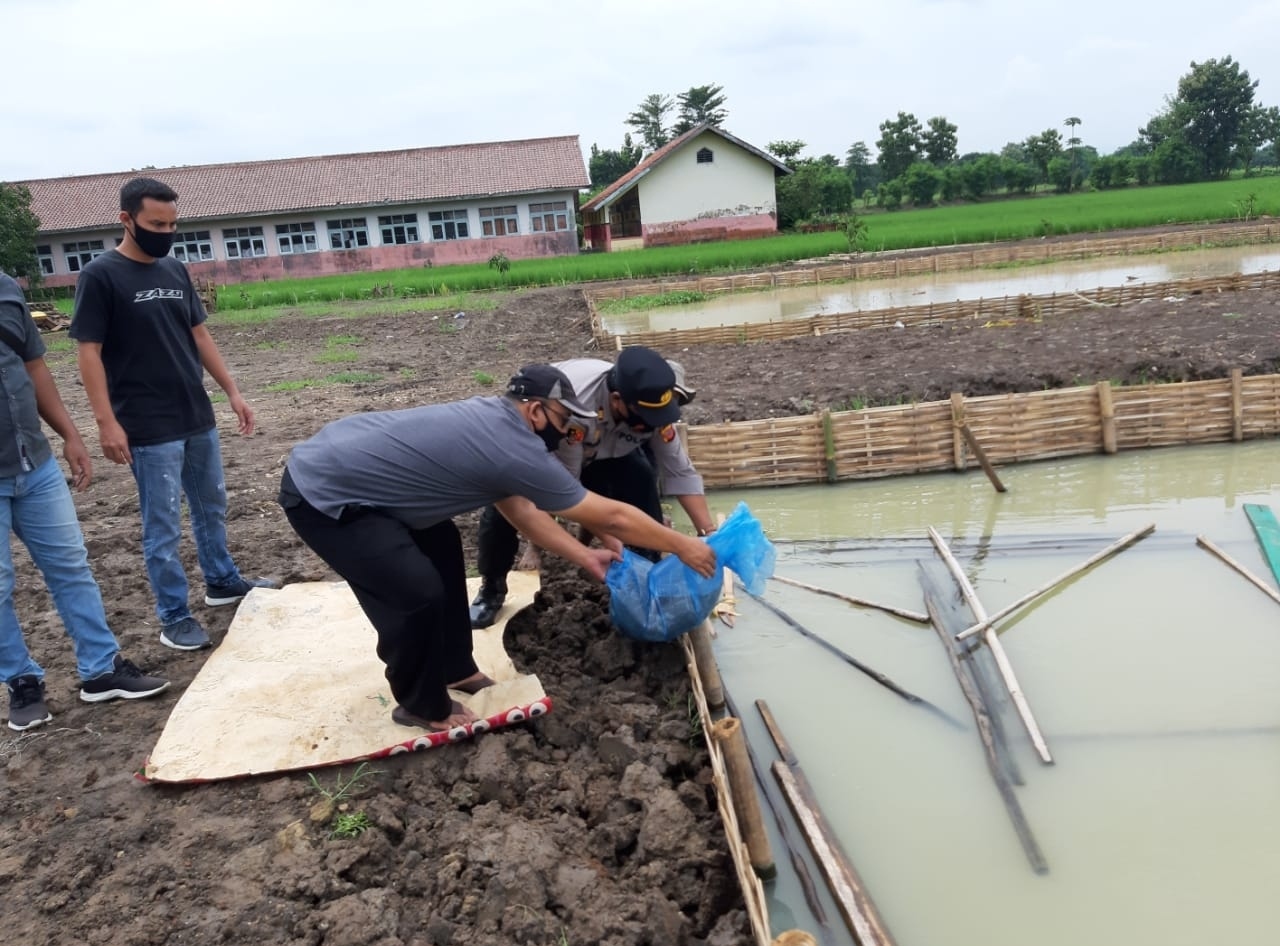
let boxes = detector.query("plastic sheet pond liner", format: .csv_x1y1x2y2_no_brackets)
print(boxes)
607,502,776,642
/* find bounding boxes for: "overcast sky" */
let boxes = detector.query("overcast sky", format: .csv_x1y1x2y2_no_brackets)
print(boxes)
4,0,1279,183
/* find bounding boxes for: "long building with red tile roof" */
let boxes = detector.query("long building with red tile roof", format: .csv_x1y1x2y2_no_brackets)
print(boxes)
17,136,590,288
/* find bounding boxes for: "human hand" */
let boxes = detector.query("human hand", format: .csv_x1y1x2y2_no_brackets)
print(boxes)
229,393,255,435
676,534,717,578
63,437,93,491
98,419,132,466
580,546,622,583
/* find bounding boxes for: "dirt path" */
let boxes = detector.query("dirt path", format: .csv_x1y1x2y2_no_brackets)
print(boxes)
5,230,1280,945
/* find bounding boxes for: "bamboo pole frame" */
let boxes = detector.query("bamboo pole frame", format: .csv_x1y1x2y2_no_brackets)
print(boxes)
758,700,900,946
919,564,1048,874
1195,535,1280,607
770,574,930,623
928,526,1054,764
954,523,1156,642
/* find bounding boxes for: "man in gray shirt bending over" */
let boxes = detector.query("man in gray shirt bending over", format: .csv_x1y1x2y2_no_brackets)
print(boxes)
279,364,716,735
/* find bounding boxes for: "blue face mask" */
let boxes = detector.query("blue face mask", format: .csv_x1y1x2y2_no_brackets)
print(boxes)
130,217,175,258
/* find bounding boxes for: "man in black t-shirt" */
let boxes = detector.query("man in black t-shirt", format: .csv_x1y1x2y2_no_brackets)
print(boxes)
71,178,277,653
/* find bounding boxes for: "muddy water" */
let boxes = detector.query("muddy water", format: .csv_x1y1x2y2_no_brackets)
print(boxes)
701,440,1280,945
604,244,1280,334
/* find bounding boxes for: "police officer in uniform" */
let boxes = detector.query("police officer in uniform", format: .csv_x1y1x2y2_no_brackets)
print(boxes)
469,346,715,628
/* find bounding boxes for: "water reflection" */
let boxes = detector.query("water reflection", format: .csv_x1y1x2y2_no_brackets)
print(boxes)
604,244,1280,334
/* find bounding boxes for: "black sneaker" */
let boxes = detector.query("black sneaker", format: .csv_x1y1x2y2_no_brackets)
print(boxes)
7,675,52,732
160,616,212,651
204,576,281,607
468,581,507,629
80,655,170,703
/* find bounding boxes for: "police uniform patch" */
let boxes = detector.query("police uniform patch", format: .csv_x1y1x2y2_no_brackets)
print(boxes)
659,424,676,443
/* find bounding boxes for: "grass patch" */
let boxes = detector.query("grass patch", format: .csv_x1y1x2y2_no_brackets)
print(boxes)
254,340,286,351
326,334,363,348
210,392,228,403
326,371,381,384
472,371,495,385
314,350,358,364
265,378,320,392
43,337,75,353
597,290,710,314
264,372,381,391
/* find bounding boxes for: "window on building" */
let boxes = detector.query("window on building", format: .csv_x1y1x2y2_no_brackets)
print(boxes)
223,226,267,259
327,217,370,250
63,240,105,273
276,222,318,254
172,230,213,263
378,213,420,245
696,147,714,164
36,245,54,276
479,205,519,237
428,209,469,241
529,200,570,233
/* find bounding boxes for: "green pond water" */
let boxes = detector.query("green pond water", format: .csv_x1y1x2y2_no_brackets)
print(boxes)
696,440,1280,945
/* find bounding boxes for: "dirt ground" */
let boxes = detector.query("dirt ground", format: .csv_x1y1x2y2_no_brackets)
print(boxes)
5,228,1280,946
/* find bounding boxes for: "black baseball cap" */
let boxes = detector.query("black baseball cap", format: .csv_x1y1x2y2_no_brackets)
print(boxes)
506,365,594,417
614,346,682,427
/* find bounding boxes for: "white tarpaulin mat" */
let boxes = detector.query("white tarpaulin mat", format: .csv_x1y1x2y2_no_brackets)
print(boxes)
145,572,546,783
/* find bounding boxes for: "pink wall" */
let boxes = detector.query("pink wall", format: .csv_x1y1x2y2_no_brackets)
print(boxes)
641,212,777,248
36,231,578,290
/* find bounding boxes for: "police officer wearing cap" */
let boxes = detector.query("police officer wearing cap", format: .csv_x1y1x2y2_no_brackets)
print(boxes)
470,346,715,628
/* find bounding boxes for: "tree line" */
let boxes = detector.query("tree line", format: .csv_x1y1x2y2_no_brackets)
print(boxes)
587,57,1280,231
4,58,1278,282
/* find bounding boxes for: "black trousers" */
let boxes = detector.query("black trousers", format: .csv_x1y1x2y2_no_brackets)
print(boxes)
475,450,664,584
280,471,477,721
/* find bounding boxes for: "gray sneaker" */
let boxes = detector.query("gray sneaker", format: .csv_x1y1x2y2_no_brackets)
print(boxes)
160,616,212,651
7,675,52,732
204,576,281,607
80,655,171,703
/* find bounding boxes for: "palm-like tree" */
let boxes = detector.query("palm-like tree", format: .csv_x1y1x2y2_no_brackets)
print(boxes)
1063,116,1083,190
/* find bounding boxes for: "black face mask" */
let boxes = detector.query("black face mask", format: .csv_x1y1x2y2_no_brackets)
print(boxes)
130,217,175,258
536,421,566,452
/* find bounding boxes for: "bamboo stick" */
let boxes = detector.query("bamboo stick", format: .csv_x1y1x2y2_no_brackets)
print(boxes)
758,699,899,946
713,717,777,880
959,421,1007,492
919,564,1048,873
955,523,1156,641
745,587,964,729
770,574,930,623
927,527,1054,764
1195,535,1280,607
680,640,773,946
1096,381,1117,454
723,692,833,938
688,619,726,710
1230,368,1244,442
772,932,820,946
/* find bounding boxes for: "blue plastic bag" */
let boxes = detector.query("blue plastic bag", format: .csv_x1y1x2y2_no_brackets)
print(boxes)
606,502,776,642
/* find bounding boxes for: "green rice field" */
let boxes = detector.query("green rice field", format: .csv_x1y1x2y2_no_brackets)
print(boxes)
183,175,1280,312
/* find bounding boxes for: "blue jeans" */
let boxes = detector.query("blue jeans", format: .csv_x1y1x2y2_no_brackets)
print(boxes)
131,428,242,626
0,455,119,683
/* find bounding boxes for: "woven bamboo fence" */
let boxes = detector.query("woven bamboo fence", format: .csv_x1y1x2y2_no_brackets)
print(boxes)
682,369,1280,489
591,268,1280,349
586,221,1280,304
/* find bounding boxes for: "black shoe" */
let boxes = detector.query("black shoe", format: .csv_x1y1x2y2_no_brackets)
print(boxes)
6,675,52,732
79,655,170,703
468,582,507,629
